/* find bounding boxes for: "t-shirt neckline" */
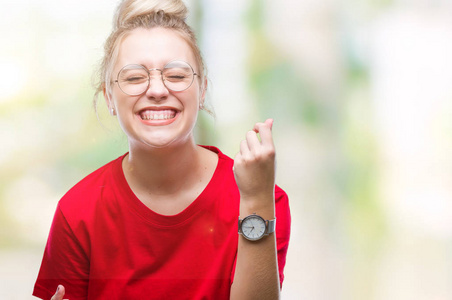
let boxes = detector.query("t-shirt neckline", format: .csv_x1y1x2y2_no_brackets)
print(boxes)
112,146,224,227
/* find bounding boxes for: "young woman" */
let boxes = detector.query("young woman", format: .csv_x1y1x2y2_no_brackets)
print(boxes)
33,0,291,299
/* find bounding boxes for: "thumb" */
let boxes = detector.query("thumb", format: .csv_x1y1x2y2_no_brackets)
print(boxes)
265,118,273,130
51,285,67,300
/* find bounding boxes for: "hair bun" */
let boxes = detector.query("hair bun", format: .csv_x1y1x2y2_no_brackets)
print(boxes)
114,0,188,28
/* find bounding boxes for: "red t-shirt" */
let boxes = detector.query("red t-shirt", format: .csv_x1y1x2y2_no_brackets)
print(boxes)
33,146,291,300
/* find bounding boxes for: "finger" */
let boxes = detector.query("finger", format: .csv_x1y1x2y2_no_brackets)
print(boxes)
253,119,273,132
254,122,274,147
245,130,261,152
258,125,273,147
265,118,274,130
51,285,65,300
252,118,273,132
240,139,250,156
252,122,265,133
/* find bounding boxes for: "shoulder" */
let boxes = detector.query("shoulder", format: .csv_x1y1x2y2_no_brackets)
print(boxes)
201,145,235,178
58,154,126,214
201,145,234,165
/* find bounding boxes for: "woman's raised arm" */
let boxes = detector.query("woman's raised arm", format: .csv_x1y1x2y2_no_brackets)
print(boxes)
230,119,281,300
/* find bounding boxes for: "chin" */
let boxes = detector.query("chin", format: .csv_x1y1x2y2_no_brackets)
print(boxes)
125,121,195,151
141,137,177,149
138,133,193,150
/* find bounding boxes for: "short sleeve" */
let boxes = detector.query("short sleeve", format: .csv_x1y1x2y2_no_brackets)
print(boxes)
33,204,89,300
274,186,291,287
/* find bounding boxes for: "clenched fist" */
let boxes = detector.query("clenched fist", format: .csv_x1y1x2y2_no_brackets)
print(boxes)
233,119,276,208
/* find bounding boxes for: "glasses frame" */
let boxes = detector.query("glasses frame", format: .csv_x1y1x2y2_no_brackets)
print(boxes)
114,60,199,96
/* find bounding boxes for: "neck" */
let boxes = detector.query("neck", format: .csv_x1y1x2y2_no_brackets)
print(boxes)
123,140,201,195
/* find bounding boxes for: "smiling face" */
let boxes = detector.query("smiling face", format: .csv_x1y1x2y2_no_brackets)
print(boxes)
106,27,205,150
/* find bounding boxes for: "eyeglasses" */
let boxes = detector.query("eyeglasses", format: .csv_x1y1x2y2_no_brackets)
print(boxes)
114,60,198,95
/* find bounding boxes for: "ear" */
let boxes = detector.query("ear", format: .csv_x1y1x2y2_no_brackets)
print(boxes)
103,86,116,116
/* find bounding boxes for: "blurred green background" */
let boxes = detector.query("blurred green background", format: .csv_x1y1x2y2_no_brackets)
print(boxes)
1,0,452,299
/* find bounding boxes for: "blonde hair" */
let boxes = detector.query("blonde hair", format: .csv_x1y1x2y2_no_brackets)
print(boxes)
93,0,207,109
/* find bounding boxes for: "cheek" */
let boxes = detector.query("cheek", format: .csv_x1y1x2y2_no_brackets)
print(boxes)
113,91,135,109
107,88,119,106
178,90,199,108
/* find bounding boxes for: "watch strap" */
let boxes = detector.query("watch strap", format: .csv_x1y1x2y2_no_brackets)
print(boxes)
266,218,276,234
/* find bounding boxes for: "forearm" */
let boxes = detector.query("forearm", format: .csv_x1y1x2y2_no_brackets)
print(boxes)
230,195,280,300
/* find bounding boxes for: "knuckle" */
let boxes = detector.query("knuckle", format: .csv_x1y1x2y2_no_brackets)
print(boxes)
267,148,276,158
246,130,255,138
253,150,264,160
255,148,275,161
254,123,264,130
242,154,253,163
234,155,244,166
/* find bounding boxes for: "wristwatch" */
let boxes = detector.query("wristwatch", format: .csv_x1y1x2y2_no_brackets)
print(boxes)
238,213,276,241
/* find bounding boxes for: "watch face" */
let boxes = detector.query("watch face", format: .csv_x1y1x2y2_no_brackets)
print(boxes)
241,215,266,241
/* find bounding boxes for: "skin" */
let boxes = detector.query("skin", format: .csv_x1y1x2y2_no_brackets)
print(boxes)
50,285,67,300
50,27,279,300
231,118,280,300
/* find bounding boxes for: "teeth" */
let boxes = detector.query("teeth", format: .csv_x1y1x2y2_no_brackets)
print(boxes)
140,109,176,120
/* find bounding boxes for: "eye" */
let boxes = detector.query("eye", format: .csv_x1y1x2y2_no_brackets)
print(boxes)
118,65,148,84
166,75,186,81
125,76,147,83
164,70,190,82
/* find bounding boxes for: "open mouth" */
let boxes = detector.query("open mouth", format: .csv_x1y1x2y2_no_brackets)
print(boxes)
139,109,177,121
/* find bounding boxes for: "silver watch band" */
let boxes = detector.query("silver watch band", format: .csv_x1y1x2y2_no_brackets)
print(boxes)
266,218,276,234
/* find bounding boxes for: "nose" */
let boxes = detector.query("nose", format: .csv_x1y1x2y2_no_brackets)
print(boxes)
145,70,169,100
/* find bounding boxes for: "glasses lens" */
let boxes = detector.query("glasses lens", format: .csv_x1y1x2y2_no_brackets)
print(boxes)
162,61,195,91
117,65,149,95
